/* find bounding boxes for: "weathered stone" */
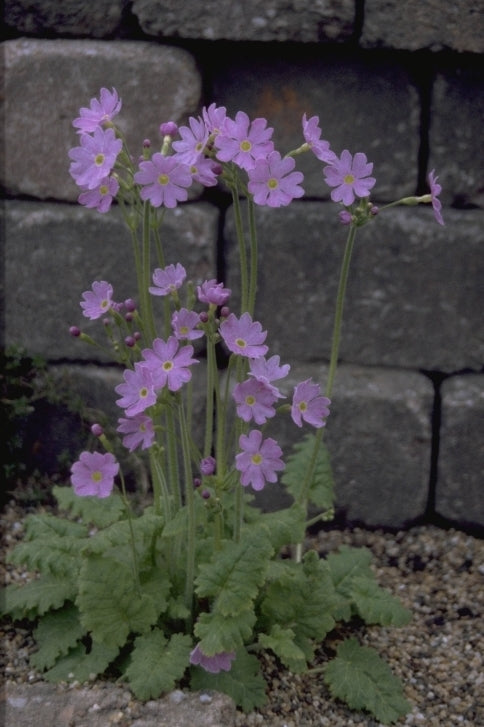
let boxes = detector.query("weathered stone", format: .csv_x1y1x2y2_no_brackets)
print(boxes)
224,203,484,371
437,375,484,527
4,682,236,727
4,0,125,37
211,47,419,199
132,0,355,43
361,0,484,53
251,363,432,528
1,39,201,200
430,66,484,208
4,200,218,360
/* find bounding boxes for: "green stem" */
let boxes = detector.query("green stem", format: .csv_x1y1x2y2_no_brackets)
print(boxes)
232,186,249,313
165,405,182,512
247,198,258,317
141,201,157,341
203,332,217,458
118,470,141,592
179,400,196,624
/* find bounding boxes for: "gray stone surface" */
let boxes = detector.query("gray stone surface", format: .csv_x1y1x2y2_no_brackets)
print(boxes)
361,0,484,53
4,200,218,360
132,0,355,42
1,39,201,201
211,48,419,200
437,375,484,527
224,203,484,371
251,363,433,527
3,682,236,727
430,66,484,208
4,0,126,37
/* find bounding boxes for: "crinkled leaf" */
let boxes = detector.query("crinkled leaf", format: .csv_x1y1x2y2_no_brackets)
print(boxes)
76,555,158,648
191,647,266,712
31,604,85,670
1,575,76,620
249,503,306,551
324,638,411,724
8,533,85,579
53,485,126,528
22,512,88,540
326,545,374,620
43,641,119,684
195,533,273,617
258,625,308,673
282,432,334,510
194,608,256,655
124,630,192,701
350,576,412,627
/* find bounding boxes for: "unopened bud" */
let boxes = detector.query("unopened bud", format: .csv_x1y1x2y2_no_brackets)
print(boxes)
69,325,81,337
91,423,103,437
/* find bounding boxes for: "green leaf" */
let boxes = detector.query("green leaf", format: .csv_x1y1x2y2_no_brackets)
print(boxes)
124,630,192,701
43,641,119,684
249,503,306,551
31,604,85,670
191,647,266,712
194,608,256,655
350,576,412,627
326,546,374,620
22,512,88,540
195,533,273,617
53,485,126,528
76,555,158,648
258,624,308,673
281,432,334,510
324,638,411,724
1,575,76,620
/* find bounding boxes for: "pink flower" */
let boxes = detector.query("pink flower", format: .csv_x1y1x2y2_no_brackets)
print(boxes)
428,169,444,226
78,175,119,213
202,103,227,136
248,355,290,398
141,336,198,392
323,150,376,206
149,263,187,296
117,414,155,452
301,114,336,163
70,451,119,498
197,279,231,306
72,87,122,133
235,429,284,491
232,378,278,424
219,312,268,359
134,154,192,208
189,157,221,187
69,127,122,190
214,111,274,171
115,363,157,416
200,456,216,476
172,115,209,164
80,280,114,320
171,308,204,340
189,644,235,674
248,151,305,207
291,378,331,428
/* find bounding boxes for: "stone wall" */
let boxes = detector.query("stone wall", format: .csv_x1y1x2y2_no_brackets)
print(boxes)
2,1,483,529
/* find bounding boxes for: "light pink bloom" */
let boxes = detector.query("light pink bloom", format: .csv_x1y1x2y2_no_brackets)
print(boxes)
302,114,336,163
134,153,192,208
232,378,278,424
428,169,444,226
202,103,227,136
72,87,122,133
235,429,285,491
80,280,114,320
78,175,119,213
214,111,274,171
291,378,331,428
141,336,198,392
171,308,204,340
323,150,376,206
189,157,221,187
117,414,155,452
69,127,122,190
172,116,210,164
219,312,268,359
189,644,235,674
115,363,157,416
149,263,187,296
248,151,305,207
70,451,119,498
197,279,231,306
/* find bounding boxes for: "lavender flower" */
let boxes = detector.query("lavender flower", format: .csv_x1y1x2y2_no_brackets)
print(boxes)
301,114,336,163
70,451,119,498
189,644,235,674
69,127,122,190
115,362,157,417
134,154,192,208
235,429,285,491
80,280,114,320
428,169,445,226
215,111,274,171
248,151,305,207
197,279,231,306
72,87,122,133
232,378,278,424
78,175,119,213
149,263,187,296
117,414,155,452
141,336,198,392
291,378,331,428
323,150,376,206
219,312,268,359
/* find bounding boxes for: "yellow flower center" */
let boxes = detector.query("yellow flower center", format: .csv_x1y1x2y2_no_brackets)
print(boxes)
158,173,170,186
245,395,256,406
298,401,308,412
99,185,109,196
94,153,105,167
91,470,102,482
163,361,174,371
235,338,247,348
267,178,278,190
240,140,252,152
139,387,149,398
344,174,355,185
180,326,189,335
251,453,263,465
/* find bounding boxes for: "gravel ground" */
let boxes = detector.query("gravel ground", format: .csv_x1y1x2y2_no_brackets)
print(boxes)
1,500,483,726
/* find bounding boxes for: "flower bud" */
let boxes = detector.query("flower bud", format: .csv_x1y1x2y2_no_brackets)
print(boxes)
220,306,230,318
201,489,211,499
200,456,216,476
69,325,81,337
91,423,104,437
125,335,136,348
124,298,137,312
160,121,178,137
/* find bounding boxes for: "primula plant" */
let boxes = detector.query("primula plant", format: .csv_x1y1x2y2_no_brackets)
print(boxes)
1,88,444,723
